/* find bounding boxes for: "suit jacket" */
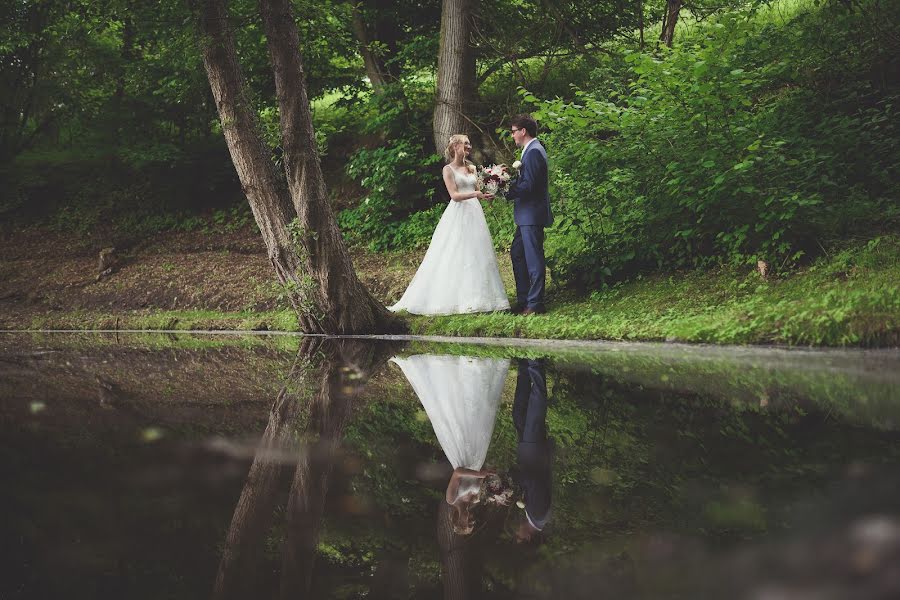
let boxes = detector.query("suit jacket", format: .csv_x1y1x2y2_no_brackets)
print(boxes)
508,139,553,227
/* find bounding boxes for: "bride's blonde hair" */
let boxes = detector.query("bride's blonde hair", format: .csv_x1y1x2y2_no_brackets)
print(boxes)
444,134,475,171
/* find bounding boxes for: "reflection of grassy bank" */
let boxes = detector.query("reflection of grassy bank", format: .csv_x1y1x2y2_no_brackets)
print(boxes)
8,238,899,347
400,340,900,432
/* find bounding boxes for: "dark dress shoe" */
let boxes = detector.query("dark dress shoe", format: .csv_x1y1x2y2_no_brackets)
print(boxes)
521,307,542,316
508,304,526,314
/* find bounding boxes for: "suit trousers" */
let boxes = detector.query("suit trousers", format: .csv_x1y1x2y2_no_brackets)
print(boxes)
511,225,546,310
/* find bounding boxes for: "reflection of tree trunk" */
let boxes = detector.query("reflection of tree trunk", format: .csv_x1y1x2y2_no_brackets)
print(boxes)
212,339,319,600
278,345,357,598
213,338,398,599
436,500,482,600
277,339,399,597
370,546,410,599
660,0,682,47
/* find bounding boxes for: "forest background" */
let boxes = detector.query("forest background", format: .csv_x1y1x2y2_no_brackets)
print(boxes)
1,0,898,344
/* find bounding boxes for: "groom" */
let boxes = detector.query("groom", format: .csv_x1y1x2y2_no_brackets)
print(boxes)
511,358,551,542
507,114,552,315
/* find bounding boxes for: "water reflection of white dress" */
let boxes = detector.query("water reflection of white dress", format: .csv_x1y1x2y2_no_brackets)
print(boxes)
391,354,510,470
388,168,510,315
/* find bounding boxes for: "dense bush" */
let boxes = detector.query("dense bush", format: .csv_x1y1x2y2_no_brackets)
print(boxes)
534,1,899,288
0,140,248,238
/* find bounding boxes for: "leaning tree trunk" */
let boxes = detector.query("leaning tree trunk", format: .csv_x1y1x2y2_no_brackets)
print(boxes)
259,0,401,334
433,0,476,153
196,0,403,334
660,0,682,47
195,0,319,332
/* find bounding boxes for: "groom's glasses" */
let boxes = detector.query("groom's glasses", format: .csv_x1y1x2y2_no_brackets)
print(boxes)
510,128,521,134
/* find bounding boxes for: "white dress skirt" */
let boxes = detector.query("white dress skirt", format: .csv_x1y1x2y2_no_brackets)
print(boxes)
389,168,510,315
390,354,510,470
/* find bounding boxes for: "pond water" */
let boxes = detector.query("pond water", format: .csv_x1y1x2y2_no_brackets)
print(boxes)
1,332,899,599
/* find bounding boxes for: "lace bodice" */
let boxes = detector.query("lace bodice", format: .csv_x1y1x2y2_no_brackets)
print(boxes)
451,166,477,194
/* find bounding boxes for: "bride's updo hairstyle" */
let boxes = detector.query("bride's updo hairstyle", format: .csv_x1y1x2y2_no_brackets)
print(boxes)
444,134,475,172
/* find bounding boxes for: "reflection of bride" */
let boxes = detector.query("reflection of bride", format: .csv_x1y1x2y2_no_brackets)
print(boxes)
391,354,510,534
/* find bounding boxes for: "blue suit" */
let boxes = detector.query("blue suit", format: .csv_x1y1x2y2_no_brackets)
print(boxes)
512,358,551,531
507,140,552,311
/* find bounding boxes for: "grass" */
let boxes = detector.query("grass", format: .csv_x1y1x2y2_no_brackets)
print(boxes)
27,309,299,333
15,238,899,348
403,237,900,347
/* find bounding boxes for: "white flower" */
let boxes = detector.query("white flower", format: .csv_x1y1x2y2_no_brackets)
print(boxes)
512,160,522,169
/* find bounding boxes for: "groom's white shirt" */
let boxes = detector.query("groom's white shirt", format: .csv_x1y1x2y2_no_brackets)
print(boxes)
520,137,538,159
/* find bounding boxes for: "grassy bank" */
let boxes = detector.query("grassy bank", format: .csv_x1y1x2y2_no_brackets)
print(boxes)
411,238,899,346
17,237,899,347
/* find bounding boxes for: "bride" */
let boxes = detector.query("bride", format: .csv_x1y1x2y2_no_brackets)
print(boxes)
391,353,511,534
389,135,510,315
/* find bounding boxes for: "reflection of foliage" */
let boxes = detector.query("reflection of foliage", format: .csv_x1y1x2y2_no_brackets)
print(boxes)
314,348,900,593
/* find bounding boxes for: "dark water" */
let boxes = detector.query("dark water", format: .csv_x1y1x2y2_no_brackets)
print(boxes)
1,332,899,599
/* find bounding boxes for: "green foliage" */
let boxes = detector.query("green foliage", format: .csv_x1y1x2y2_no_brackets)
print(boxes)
337,84,443,250
530,1,899,288
1,141,250,237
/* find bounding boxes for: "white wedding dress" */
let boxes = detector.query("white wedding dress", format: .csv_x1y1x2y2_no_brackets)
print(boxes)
391,354,510,470
389,168,510,315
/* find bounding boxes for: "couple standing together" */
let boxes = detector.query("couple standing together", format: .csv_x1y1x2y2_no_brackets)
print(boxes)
390,114,553,316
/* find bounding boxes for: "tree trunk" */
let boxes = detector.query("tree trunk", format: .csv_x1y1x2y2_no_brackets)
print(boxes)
195,0,318,331
433,0,476,153
638,0,645,51
660,0,682,47
259,0,401,334
350,5,389,92
195,0,403,334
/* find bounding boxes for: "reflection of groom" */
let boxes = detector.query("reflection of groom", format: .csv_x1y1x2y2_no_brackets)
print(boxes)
512,358,551,542
507,114,553,315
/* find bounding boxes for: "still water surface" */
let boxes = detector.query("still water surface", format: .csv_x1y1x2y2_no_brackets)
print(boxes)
1,332,899,599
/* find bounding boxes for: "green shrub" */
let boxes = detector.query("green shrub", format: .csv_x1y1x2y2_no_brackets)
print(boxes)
531,1,899,289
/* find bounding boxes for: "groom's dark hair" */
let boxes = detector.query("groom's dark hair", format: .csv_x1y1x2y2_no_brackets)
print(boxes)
511,114,537,138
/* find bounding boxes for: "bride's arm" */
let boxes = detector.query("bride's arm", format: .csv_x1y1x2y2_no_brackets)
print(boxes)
443,165,487,202
446,468,491,503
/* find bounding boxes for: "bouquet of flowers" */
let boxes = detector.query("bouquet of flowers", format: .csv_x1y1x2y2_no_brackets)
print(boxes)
477,164,513,197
